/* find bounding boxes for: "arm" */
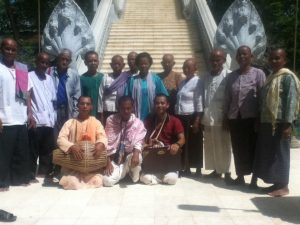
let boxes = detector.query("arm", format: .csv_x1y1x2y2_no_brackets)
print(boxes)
193,79,203,133
281,75,298,138
27,88,36,129
72,70,82,117
170,132,185,155
57,119,84,160
130,120,147,167
155,75,169,96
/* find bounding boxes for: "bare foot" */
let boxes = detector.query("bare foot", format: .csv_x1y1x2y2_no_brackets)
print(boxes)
268,186,289,197
0,187,9,192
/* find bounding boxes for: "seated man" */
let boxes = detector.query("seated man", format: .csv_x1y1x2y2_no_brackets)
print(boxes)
57,96,107,190
103,96,147,186
140,94,185,185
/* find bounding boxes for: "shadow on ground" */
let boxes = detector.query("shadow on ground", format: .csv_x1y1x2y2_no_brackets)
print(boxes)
251,196,300,224
177,204,258,213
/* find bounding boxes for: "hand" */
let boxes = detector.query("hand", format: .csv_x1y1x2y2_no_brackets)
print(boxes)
191,121,200,134
69,145,84,160
0,118,3,134
93,142,105,159
282,124,292,139
169,143,180,155
27,114,36,129
130,151,140,168
222,118,229,131
104,158,114,176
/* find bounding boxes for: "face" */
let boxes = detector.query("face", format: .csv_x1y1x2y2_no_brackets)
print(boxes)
269,49,286,72
210,51,225,74
78,97,92,116
85,53,99,73
182,60,196,77
36,54,50,74
154,96,169,115
161,55,175,73
137,57,151,76
127,53,137,71
110,57,125,75
57,53,71,72
1,39,17,63
119,100,133,121
236,47,252,68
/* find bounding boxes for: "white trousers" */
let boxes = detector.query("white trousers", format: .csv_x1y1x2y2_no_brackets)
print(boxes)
103,153,142,187
204,126,232,174
140,172,178,185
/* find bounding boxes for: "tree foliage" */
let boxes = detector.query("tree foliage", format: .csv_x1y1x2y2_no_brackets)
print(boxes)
208,0,300,73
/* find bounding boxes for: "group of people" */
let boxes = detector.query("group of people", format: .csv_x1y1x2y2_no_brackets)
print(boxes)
0,37,298,197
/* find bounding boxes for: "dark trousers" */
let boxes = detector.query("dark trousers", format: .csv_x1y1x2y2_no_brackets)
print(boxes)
177,114,203,170
0,125,30,188
28,127,55,178
229,118,257,176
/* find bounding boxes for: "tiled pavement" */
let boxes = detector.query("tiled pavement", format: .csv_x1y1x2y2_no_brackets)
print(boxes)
1,149,300,225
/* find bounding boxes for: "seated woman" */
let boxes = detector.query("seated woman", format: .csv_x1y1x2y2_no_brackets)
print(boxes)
140,94,185,185
57,96,107,190
103,96,147,186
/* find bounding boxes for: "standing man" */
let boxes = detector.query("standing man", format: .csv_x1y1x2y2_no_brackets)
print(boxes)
254,48,299,197
48,48,81,133
126,51,138,76
48,48,81,182
81,51,103,119
200,49,233,183
0,38,35,191
28,52,56,181
158,54,185,114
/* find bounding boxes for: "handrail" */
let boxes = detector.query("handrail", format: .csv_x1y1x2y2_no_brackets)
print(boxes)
181,0,231,69
76,0,127,74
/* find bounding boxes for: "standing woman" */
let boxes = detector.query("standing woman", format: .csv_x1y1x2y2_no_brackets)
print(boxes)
175,58,203,176
254,48,299,197
125,52,168,121
224,46,265,186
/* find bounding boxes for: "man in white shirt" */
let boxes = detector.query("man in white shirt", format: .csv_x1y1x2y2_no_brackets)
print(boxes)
98,55,125,124
0,38,35,191
28,52,56,181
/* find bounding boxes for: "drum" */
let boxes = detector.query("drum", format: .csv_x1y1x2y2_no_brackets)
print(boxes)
53,141,107,173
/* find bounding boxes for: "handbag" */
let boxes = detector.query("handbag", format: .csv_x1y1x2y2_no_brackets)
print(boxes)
142,114,182,173
53,141,107,174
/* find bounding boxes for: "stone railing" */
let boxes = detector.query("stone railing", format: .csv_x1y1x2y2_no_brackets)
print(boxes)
76,0,126,74
181,0,231,68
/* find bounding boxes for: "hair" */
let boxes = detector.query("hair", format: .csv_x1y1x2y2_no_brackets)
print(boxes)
210,48,227,59
269,47,287,58
84,50,98,61
77,95,92,105
127,51,138,59
58,48,72,58
135,52,153,66
111,54,124,63
36,52,49,60
154,94,170,103
118,95,134,106
237,45,252,54
0,37,17,49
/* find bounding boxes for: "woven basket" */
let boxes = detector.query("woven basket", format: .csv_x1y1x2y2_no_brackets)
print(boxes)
53,141,107,173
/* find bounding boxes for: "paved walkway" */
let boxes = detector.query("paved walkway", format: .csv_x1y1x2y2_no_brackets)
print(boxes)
1,149,300,225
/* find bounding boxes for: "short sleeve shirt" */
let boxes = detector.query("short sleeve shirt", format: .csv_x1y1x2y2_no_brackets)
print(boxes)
144,114,184,146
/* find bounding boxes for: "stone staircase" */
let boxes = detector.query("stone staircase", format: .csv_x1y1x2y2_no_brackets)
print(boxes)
100,0,206,74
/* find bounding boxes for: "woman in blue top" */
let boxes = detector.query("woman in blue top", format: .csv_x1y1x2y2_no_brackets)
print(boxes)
125,52,168,121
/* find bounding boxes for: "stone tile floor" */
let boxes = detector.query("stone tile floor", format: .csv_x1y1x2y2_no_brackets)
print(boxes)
1,149,300,225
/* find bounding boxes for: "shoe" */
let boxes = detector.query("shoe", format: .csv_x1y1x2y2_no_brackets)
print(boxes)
227,176,245,186
0,210,17,222
224,173,235,185
42,178,60,187
180,169,192,177
249,175,258,189
261,185,277,193
195,168,202,178
205,170,221,179
0,187,9,192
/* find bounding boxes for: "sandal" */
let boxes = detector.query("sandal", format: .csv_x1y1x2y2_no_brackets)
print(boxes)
0,210,17,222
